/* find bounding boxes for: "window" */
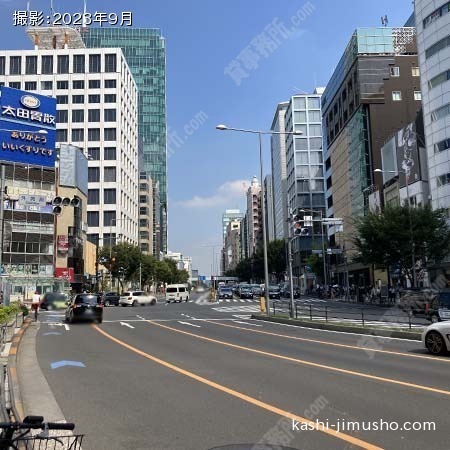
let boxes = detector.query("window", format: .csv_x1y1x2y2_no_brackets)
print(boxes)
56,95,68,104
296,166,309,178
414,91,422,101
9,56,21,75
294,111,307,123
87,211,99,227
57,55,69,74
88,167,100,182
140,219,149,228
295,124,308,135
89,94,100,103
104,109,116,122
104,167,116,182
103,211,116,227
25,56,37,74
40,80,52,90
104,147,116,160
104,128,116,140
140,207,149,216
295,138,308,150
426,34,450,59
392,91,402,101
57,80,68,89
296,152,309,164
24,81,36,90
104,54,117,72
72,95,84,104
56,129,68,141
88,147,100,160
73,55,85,73
41,55,53,74
310,137,322,150
87,234,99,245
88,189,100,204
310,180,324,192
309,124,322,136
56,110,68,123
89,54,101,73
389,66,400,77
89,79,100,89
309,110,322,122
437,173,450,187
104,94,116,103
423,2,450,28
71,129,84,141
0,56,5,75
88,128,100,141
310,152,323,164
140,195,149,204
104,79,116,88
310,166,323,178
434,138,450,153
72,80,84,89
88,109,100,122
412,66,420,77
104,189,116,204
293,97,306,109
9,82,20,89
72,110,84,123
428,70,450,89
307,97,321,109
431,103,450,121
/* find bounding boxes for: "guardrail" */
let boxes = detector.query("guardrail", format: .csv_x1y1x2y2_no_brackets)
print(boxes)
0,314,24,355
272,301,422,330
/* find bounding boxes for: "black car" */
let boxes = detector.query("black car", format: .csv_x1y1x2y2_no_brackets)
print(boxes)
239,288,254,299
65,294,103,324
102,291,120,306
40,292,68,310
218,287,233,299
268,286,281,299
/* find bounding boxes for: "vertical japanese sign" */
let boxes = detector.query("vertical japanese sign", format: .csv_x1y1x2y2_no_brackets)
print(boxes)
0,86,56,167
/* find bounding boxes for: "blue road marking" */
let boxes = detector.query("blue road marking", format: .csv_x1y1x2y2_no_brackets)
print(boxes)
50,360,86,369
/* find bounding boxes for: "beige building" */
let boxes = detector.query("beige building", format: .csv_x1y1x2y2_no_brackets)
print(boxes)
139,172,154,255
224,219,241,272
246,176,262,257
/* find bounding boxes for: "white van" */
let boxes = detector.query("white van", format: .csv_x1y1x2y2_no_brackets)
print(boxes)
166,284,190,303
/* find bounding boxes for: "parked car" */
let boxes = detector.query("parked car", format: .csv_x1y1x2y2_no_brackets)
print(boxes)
102,291,120,306
166,284,190,303
120,291,157,307
65,293,103,324
218,286,233,299
426,289,450,323
422,321,450,355
40,292,68,310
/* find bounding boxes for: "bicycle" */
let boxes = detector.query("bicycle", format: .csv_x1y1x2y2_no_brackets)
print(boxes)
0,415,83,449
31,304,39,321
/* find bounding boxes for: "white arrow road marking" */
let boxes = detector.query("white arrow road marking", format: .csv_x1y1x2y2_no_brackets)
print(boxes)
232,321,263,327
177,321,201,328
120,322,135,329
48,323,70,331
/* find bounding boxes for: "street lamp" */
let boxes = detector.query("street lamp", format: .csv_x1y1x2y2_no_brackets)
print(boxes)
216,124,302,316
374,168,416,288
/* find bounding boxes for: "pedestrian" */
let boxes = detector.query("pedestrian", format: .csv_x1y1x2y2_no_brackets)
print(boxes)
0,291,3,305
31,291,40,314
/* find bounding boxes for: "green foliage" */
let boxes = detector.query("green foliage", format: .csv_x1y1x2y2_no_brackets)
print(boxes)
353,205,450,280
306,253,324,279
0,302,25,324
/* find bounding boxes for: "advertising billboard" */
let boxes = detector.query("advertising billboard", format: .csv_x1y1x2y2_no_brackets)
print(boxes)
0,87,56,167
396,122,420,188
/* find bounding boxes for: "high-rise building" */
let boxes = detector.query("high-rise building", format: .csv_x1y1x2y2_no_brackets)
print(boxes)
139,172,154,255
0,27,140,252
322,26,421,285
246,176,262,257
83,28,168,254
222,209,244,242
270,102,289,240
284,89,325,279
264,175,276,242
223,219,242,273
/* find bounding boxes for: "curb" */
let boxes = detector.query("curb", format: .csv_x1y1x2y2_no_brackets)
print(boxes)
251,314,423,340
7,317,31,421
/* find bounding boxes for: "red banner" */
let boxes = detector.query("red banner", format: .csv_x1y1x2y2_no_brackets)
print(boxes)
54,267,74,282
57,235,69,253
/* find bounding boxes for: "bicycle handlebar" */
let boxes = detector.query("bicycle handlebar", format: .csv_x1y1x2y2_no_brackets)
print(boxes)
0,422,75,431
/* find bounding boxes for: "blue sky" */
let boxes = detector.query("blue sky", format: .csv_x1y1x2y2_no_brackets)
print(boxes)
0,0,413,275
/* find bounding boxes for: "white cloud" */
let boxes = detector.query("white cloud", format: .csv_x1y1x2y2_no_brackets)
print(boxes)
176,179,250,209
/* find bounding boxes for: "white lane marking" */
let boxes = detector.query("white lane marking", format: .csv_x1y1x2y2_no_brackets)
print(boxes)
178,321,201,328
232,320,262,327
48,323,70,331
120,322,135,329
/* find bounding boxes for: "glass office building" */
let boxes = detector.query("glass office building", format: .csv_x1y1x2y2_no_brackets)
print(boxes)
83,28,167,253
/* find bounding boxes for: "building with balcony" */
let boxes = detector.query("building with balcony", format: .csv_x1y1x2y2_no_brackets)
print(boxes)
139,172,154,255
223,219,242,272
246,176,262,257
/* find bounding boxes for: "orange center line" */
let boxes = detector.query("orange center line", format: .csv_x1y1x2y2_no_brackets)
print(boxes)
93,324,383,450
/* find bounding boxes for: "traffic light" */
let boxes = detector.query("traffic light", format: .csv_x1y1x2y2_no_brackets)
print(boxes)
292,214,310,236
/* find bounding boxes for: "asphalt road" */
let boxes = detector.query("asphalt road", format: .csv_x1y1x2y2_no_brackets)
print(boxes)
29,292,449,450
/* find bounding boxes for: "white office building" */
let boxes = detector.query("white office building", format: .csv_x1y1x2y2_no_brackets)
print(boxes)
0,27,139,247
415,2,450,213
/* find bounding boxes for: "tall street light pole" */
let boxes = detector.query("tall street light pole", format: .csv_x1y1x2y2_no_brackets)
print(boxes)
374,168,416,287
216,125,302,316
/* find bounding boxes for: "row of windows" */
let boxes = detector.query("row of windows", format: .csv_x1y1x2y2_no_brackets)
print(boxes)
0,54,117,76
295,152,323,164
292,97,321,110
5,242,52,254
431,102,450,121
295,165,324,178
88,147,116,161
55,93,116,103
88,189,116,204
426,34,450,59
428,69,450,89
58,79,116,90
392,90,422,101
293,124,323,136
388,66,420,77
56,128,117,142
56,109,117,123
295,137,323,150
293,110,322,123
88,167,117,183
87,211,117,227
423,2,450,28
435,137,450,153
